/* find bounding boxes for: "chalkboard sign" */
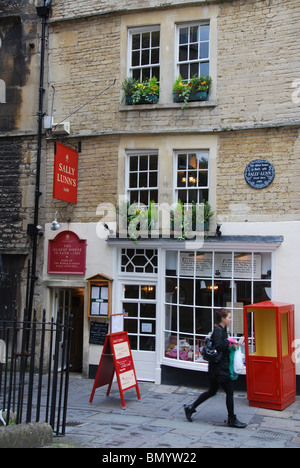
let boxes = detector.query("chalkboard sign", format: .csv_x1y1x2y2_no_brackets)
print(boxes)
244,159,275,189
89,321,109,345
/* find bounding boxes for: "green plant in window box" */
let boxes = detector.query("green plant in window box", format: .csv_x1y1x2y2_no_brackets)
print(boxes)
173,73,212,108
122,77,159,105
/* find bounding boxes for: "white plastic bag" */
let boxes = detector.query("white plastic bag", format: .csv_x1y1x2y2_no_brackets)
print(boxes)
234,346,246,375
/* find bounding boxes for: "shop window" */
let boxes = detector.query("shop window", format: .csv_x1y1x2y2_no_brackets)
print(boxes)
128,26,160,82
164,250,272,363
175,151,209,204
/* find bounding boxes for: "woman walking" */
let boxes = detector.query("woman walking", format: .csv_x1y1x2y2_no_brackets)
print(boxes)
184,309,246,428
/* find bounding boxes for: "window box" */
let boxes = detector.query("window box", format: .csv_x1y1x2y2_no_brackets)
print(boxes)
126,94,159,105
173,91,208,103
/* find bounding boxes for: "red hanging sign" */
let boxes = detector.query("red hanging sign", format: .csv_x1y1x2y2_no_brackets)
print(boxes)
48,230,86,275
89,332,141,408
53,142,78,204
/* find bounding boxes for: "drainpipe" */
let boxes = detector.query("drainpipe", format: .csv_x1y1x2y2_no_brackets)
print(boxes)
27,1,51,321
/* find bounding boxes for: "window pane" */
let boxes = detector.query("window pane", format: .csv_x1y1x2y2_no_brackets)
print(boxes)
152,30,160,47
151,48,159,64
139,172,147,188
123,303,138,317
179,64,188,80
132,51,140,67
140,303,156,318
190,26,199,43
132,34,140,50
200,42,209,59
142,32,150,49
150,155,158,170
179,27,188,44
200,24,210,41
130,156,138,171
142,49,150,65
179,45,188,62
140,336,155,351
196,308,212,335
142,67,151,80
140,156,148,170
179,307,193,333
124,318,137,333
129,172,137,188
149,171,157,187
124,285,139,299
190,43,198,61
141,285,156,300
200,61,209,76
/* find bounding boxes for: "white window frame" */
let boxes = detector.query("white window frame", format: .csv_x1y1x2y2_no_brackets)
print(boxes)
127,25,161,82
175,21,210,81
173,150,210,205
125,150,159,207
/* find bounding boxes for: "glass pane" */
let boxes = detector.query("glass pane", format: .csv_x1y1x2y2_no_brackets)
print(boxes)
149,171,157,187
141,285,156,300
165,305,177,331
151,48,159,64
195,307,212,335
140,155,148,170
178,154,187,170
197,152,209,169
128,334,137,350
200,24,210,41
179,27,188,44
190,62,198,77
213,280,231,308
129,172,137,188
179,64,188,80
140,320,156,335
124,285,139,299
188,172,197,187
234,253,252,279
200,42,209,59
123,303,138,318
179,45,188,62
140,190,148,206
132,69,141,81
142,68,151,81
140,303,156,318
198,171,208,186
166,278,177,302
177,171,186,187
130,156,138,171
179,307,193,333
152,67,160,81
152,30,160,47
132,34,140,50
142,49,150,65
139,172,147,188
140,336,155,351
254,281,272,302
236,281,251,305
142,32,150,49
189,43,198,61
200,61,209,76
124,318,137,333
149,155,157,170
179,279,194,305
179,334,194,361
132,51,140,67
190,26,199,43
166,251,178,276
196,280,212,306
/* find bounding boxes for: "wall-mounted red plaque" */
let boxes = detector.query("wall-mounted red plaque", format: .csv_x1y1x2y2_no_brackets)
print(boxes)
48,230,86,274
53,142,78,204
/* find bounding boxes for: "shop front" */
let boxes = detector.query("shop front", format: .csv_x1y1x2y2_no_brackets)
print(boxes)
108,235,283,385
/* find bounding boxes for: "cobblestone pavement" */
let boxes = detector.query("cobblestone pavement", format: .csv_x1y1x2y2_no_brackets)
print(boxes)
47,374,300,449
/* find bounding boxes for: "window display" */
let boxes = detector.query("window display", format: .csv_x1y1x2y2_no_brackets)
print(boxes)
164,250,272,363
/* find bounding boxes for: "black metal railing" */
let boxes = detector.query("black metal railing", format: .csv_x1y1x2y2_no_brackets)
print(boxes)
0,309,73,435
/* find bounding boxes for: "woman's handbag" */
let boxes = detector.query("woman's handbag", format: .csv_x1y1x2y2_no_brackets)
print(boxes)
229,347,239,380
201,333,222,363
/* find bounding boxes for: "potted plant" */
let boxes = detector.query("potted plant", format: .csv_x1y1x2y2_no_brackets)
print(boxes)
122,76,159,105
173,73,212,108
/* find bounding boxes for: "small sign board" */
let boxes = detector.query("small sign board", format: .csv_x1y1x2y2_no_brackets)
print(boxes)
53,142,78,204
48,230,86,274
89,322,109,345
89,331,140,408
244,159,275,189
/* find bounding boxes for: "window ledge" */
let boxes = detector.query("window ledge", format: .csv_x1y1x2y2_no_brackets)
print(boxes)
119,100,217,112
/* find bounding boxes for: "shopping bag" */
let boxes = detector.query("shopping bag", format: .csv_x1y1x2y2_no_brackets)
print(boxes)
229,347,238,380
234,346,246,375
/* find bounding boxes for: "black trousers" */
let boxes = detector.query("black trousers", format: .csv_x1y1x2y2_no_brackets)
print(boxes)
192,374,234,418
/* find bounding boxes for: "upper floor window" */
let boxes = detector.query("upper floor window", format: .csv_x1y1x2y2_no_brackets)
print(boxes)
128,26,160,82
176,22,210,80
175,150,209,204
126,151,159,206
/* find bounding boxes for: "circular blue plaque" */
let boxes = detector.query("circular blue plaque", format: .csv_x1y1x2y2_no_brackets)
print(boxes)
244,159,275,189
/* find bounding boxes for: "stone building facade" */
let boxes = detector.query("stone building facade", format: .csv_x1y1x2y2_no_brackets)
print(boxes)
0,0,45,316
38,0,300,389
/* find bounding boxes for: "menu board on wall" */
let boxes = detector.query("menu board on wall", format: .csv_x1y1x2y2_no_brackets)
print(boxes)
87,274,112,318
180,252,261,279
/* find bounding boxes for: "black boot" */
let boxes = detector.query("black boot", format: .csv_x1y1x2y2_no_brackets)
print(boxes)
184,404,196,422
227,415,247,428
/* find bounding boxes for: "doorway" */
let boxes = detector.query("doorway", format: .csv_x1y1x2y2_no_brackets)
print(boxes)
53,288,84,372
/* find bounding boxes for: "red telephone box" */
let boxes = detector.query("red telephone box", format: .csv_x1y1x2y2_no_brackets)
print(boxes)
243,301,296,410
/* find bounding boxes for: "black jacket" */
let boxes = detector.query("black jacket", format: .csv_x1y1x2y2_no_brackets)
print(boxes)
209,325,230,382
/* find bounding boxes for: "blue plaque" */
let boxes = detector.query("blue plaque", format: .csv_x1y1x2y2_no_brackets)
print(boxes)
244,159,275,189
